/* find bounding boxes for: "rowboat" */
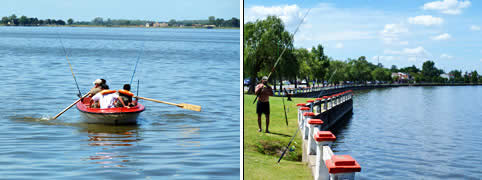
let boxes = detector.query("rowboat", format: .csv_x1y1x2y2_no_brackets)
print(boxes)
76,97,145,125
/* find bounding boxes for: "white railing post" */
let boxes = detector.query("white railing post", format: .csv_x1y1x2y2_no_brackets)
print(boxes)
314,131,336,180
302,112,316,140
297,103,308,124
308,119,324,155
299,106,310,127
325,155,361,180
322,96,328,111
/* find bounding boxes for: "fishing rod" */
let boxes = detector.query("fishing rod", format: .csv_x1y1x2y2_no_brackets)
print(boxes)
252,7,312,104
277,122,301,163
317,68,338,98
56,31,82,98
130,41,145,86
281,88,289,126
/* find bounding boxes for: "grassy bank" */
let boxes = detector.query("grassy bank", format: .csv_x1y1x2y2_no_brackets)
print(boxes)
244,94,312,179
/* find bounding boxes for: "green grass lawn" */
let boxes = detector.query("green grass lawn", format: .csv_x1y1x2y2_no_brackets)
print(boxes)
244,94,313,179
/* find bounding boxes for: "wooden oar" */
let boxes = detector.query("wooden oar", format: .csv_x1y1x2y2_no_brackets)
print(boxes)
134,96,201,112
52,94,89,120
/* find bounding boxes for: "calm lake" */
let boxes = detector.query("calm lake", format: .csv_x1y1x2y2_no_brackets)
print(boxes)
0,26,239,179
331,86,482,179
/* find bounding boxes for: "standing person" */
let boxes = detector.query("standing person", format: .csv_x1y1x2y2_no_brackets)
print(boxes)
255,76,273,133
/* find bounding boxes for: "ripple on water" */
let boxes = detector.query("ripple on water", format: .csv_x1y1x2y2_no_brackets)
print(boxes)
0,27,239,179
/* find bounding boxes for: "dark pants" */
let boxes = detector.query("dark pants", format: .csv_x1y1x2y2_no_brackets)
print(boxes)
256,101,270,115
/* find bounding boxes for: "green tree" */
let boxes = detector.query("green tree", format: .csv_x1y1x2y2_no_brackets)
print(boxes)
215,18,224,27
390,65,398,72
208,16,215,24
421,60,442,82
449,70,462,82
348,56,372,83
57,19,66,25
326,60,347,85
310,44,330,86
68,18,74,25
92,17,104,25
168,19,176,26
1,16,8,24
19,16,28,25
372,67,390,82
471,70,479,83
294,48,311,89
243,16,295,93
230,17,239,27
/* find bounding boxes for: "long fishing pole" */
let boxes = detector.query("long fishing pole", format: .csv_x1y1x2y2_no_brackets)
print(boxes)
317,68,337,98
281,88,288,126
252,7,312,104
277,123,301,163
56,32,82,98
130,41,145,85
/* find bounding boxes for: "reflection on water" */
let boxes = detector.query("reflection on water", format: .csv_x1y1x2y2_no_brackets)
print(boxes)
79,124,140,168
1,26,240,179
178,124,200,148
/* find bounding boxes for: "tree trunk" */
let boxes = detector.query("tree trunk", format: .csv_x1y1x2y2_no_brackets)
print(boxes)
248,77,256,94
294,77,298,89
279,74,283,92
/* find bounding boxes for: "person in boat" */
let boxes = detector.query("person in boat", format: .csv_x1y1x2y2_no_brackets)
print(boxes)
255,76,273,133
91,84,127,109
100,78,108,87
88,79,103,97
116,84,136,108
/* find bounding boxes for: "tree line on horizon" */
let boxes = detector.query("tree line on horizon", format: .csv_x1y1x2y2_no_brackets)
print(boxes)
1,14,240,27
243,16,481,93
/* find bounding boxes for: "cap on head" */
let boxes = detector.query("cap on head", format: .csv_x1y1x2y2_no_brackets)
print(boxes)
262,76,268,81
93,79,102,85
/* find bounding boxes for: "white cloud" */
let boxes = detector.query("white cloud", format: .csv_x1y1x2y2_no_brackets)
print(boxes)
440,54,453,59
470,25,480,31
384,46,431,57
404,46,429,55
371,55,397,61
431,33,451,40
335,42,344,48
423,0,471,15
381,23,408,44
245,4,303,29
408,15,444,26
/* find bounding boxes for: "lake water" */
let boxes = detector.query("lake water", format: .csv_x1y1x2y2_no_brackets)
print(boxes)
0,26,240,179
331,86,482,179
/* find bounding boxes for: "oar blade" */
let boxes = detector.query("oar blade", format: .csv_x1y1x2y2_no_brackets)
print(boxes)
178,103,202,112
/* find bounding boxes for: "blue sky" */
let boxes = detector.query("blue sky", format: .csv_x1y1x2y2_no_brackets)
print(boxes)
1,0,239,21
245,0,482,73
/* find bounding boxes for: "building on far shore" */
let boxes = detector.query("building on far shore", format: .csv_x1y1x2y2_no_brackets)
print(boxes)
203,25,216,29
154,22,168,27
391,72,411,80
440,73,453,79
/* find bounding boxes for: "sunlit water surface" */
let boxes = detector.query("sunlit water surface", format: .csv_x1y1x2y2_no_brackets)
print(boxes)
331,86,482,179
0,26,239,179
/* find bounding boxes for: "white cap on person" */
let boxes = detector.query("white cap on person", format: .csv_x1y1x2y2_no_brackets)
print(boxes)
262,76,268,81
93,79,102,85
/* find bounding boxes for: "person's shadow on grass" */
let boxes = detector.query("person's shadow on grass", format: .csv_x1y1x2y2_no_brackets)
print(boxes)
266,131,291,137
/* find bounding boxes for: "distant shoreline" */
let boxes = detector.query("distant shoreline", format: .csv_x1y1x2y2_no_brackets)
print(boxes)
0,24,239,29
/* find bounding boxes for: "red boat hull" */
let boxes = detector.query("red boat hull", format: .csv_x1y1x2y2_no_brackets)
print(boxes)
76,97,145,125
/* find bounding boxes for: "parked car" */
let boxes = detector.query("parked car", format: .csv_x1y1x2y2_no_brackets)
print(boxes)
243,78,251,86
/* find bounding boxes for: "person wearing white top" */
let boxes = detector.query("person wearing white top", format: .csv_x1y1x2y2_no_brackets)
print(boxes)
91,92,119,109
